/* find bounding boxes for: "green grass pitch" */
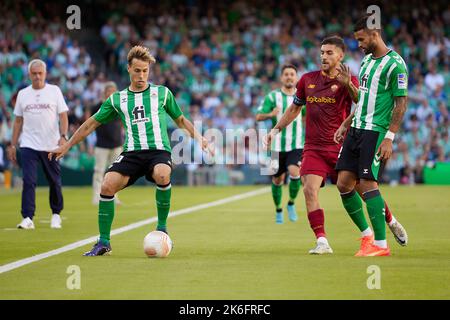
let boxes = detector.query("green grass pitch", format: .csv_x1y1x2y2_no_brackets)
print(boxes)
0,185,449,299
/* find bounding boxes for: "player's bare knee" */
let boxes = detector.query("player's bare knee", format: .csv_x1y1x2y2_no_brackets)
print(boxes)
155,175,170,185
100,181,115,196
336,180,353,194
272,177,283,185
153,170,170,185
153,166,171,185
288,167,300,178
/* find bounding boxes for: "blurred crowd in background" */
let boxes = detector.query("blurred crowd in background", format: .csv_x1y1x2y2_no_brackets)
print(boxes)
0,0,448,185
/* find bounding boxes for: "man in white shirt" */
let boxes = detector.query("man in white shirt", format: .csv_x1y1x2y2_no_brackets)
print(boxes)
7,59,69,229
424,64,445,92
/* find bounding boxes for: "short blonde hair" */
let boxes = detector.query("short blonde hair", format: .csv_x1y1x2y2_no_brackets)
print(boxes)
127,45,156,65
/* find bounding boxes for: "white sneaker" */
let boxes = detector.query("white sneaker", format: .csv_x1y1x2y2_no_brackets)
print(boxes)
388,220,408,246
308,241,333,255
51,214,62,229
17,217,35,229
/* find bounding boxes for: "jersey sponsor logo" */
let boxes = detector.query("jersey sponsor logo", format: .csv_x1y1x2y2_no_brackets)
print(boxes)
373,154,381,167
360,73,369,92
306,96,336,104
307,84,316,88
132,105,150,124
397,73,407,89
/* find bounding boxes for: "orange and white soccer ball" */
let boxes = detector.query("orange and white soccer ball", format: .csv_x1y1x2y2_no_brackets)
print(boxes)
143,231,173,258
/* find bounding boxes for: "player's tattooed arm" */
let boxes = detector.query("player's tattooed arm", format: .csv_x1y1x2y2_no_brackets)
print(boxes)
376,96,408,160
389,96,408,133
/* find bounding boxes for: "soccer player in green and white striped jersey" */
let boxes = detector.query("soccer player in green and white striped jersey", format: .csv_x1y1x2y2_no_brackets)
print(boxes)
334,15,409,256
49,46,213,256
256,64,304,224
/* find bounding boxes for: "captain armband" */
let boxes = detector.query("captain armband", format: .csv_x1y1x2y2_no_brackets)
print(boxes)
293,96,306,106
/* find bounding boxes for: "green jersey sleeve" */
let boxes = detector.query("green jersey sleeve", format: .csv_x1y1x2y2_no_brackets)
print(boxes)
164,88,183,120
256,93,275,114
389,62,408,97
93,95,119,124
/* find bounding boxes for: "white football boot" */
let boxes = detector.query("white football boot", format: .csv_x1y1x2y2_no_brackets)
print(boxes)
388,220,408,246
17,217,35,229
51,214,62,229
308,238,333,255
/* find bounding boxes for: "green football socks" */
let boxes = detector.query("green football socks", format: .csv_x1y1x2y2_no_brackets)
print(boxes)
156,183,172,230
288,176,301,204
271,182,282,210
363,189,387,242
340,190,369,232
99,194,115,245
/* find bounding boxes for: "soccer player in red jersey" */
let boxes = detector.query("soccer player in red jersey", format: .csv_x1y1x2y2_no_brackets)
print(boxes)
265,36,357,254
265,36,406,255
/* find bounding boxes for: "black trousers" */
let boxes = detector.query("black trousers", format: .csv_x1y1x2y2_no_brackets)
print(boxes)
20,147,63,219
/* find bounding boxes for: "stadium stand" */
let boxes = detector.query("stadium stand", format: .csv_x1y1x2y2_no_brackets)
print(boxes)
0,0,448,185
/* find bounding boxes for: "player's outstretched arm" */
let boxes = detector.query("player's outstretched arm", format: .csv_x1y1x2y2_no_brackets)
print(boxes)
264,103,302,149
272,103,302,133
376,96,408,160
173,115,214,156
255,107,280,121
48,116,101,161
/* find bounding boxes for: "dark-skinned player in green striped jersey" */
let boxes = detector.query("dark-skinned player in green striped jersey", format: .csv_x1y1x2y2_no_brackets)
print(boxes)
256,64,304,224
334,15,409,256
49,46,213,256
265,37,407,255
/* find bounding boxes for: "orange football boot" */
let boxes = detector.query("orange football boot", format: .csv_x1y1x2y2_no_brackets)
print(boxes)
355,234,374,257
357,242,390,257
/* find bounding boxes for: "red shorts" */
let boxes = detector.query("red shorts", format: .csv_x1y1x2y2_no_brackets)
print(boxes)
300,149,339,187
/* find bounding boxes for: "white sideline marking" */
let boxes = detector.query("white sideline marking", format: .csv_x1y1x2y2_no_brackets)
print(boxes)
0,187,269,274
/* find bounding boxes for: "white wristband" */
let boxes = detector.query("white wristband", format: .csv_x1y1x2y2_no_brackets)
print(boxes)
385,130,395,141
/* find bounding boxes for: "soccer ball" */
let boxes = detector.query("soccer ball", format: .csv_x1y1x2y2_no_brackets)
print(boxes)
143,231,173,258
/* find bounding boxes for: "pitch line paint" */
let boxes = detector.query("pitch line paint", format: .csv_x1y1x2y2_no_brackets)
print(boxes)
0,187,270,274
